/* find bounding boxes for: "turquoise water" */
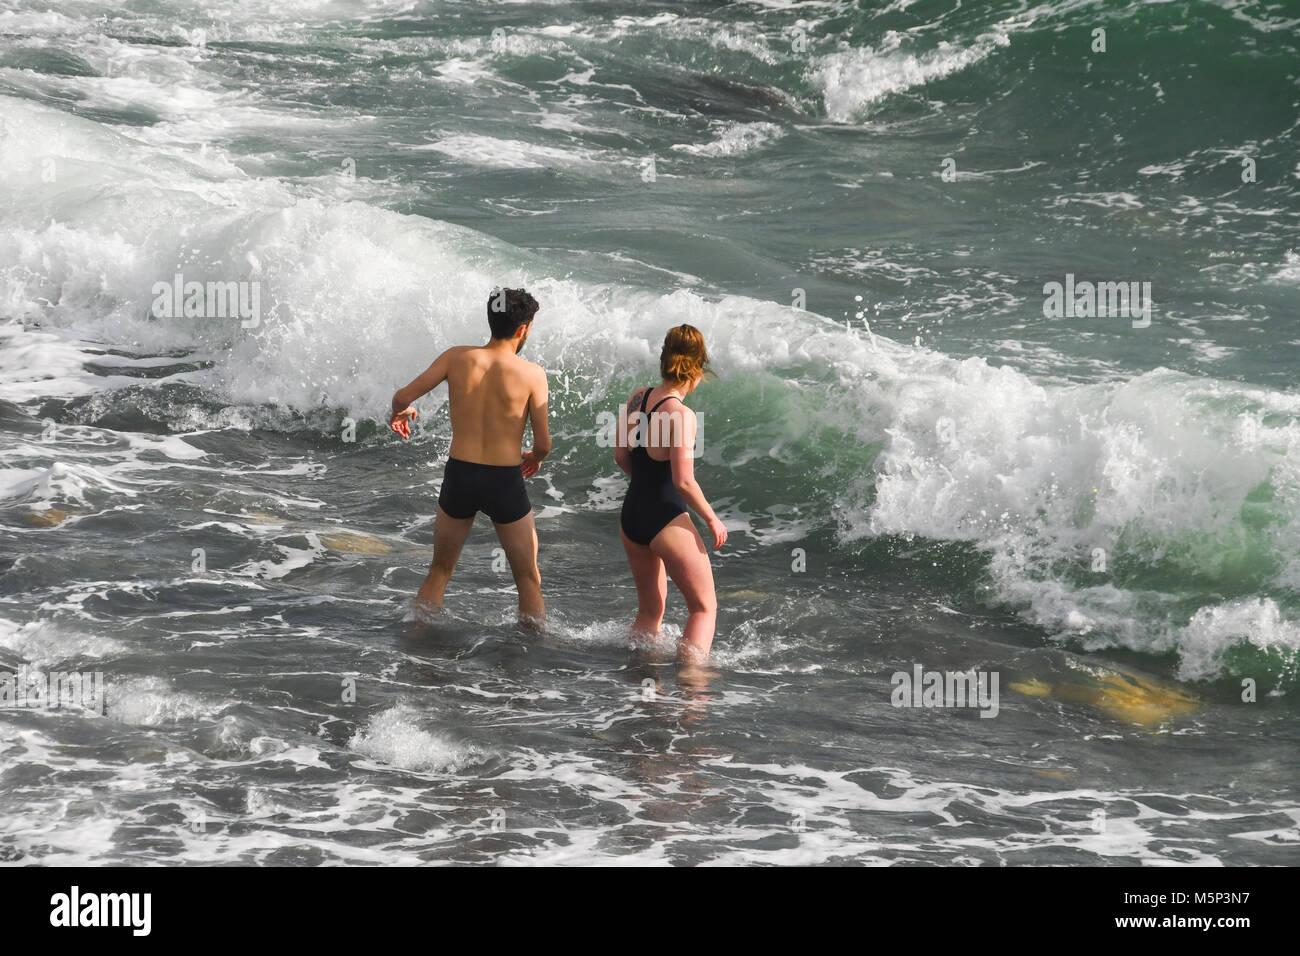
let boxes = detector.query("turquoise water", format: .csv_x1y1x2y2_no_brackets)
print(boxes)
0,0,1297,864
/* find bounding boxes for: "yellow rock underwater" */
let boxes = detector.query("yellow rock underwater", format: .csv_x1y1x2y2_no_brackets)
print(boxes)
22,508,72,527
318,531,393,554
1010,666,1197,727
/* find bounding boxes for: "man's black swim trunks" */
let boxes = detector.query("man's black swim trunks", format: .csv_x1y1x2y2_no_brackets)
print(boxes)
438,456,531,524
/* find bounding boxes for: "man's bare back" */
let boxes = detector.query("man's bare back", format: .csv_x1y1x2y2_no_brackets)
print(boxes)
388,288,550,620
446,345,548,467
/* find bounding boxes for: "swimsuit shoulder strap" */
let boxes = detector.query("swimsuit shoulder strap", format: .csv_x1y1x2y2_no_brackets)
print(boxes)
638,387,653,413
648,394,682,414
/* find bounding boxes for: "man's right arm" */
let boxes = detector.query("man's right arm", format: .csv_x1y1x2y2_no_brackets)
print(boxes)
389,349,456,439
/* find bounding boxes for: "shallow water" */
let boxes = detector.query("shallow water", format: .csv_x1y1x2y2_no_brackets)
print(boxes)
0,0,1297,864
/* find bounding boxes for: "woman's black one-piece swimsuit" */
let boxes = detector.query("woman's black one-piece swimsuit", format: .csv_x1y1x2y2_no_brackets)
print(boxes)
620,387,689,546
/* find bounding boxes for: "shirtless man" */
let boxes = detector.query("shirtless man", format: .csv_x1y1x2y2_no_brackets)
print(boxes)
389,288,550,620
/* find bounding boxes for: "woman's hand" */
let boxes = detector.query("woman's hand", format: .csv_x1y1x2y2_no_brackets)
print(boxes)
706,515,728,550
389,406,418,439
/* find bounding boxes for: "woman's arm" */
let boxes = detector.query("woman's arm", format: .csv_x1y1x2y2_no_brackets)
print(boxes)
668,405,727,549
613,389,645,476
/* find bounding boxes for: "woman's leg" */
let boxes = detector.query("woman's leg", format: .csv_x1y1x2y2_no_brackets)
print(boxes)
620,527,666,636
650,513,717,660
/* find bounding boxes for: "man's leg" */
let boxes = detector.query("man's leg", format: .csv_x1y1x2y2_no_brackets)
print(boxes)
492,512,544,621
416,506,475,610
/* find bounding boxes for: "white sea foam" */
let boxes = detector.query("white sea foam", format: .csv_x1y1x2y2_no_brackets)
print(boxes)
0,618,128,668
1267,250,1300,285
672,121,784,157
348,704,490,773
1177,598,1300,683
0,461,139,508
847,356,1300,677
106,676,216,726
412,134,606,170
810,31,1011,122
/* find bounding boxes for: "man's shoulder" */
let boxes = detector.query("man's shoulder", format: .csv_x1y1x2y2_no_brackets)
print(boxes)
517,357,548,381
439,344,473,362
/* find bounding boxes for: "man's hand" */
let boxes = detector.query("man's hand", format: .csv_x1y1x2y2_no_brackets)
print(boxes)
521,449,545,478
389,406,418,439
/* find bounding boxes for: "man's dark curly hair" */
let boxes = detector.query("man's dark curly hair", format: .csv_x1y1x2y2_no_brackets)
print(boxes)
487,287,539,339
